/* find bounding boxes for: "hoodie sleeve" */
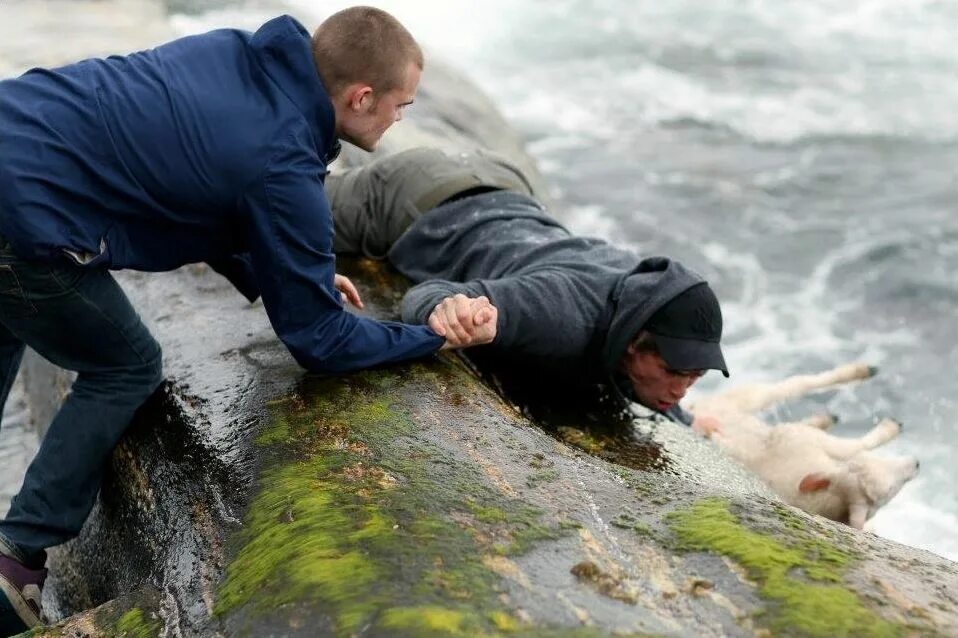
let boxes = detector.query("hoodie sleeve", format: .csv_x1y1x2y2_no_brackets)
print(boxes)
402,269,600,361
401,279,490,324
242,130,444,374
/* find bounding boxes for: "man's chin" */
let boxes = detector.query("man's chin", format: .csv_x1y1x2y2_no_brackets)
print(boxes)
357,138,378,152
635,397,674,412
340,134,377,153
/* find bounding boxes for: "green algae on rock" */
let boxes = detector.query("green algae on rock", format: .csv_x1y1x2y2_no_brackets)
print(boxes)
667,497,904,638
112,608,162,638
215,365,573,636
13,589,163,638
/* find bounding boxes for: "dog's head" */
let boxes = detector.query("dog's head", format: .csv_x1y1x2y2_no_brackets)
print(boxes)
798,453,919,529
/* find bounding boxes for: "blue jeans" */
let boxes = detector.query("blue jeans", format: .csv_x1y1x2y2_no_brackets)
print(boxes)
0,236,162,567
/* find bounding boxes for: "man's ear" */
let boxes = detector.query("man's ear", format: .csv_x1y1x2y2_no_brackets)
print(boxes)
798,472,831,493
341,84,374,112
351,84,373,111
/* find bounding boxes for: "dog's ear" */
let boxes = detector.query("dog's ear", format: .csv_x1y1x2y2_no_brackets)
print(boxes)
799,472,831,493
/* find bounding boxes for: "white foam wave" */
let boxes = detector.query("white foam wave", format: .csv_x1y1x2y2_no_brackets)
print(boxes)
871,479,958,562
201,0,958,143
168,5,281,35
564,205,618,242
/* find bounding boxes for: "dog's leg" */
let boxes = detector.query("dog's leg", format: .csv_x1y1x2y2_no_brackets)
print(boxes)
789,413,838,430
848,503,869,530
819,418,902,459
732,363,876,413
859,417,902,449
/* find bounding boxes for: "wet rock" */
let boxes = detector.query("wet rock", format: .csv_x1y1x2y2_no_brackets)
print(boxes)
11,2,958,637
570,560,640,605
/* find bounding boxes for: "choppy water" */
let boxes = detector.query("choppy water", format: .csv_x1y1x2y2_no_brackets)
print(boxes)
2,0,955,561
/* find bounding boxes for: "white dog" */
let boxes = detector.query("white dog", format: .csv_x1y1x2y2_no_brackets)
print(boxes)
688,363,919,529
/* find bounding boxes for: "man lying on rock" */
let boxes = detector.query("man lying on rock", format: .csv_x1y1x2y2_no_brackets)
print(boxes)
326,147,730,429
329,152,921,531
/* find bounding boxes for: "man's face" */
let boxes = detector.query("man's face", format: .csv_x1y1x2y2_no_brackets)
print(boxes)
620,346,704,412
337,61,421,152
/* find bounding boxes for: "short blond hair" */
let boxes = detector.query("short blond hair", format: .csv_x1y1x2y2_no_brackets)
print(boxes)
311,6,424,96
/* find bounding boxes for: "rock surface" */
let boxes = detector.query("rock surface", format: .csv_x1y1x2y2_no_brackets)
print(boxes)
8,2,958,637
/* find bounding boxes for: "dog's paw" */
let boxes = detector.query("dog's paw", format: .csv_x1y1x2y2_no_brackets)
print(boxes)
805,412,838,429
875,417,902,435
837,363,876,381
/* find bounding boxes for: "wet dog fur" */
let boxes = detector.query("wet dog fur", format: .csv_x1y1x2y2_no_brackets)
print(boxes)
689,363,919,529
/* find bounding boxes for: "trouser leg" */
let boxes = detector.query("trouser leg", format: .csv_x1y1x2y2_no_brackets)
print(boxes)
326,147,536,259
0,240,162,567
326,148,451,258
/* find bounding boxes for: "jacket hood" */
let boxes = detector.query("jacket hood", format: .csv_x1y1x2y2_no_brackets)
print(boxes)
250,15,337,158
598,256,708,375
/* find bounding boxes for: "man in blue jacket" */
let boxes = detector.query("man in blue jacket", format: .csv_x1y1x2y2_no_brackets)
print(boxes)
0,9,493,633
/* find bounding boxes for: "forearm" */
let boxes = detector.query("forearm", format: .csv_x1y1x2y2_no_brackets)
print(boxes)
281,312,444,374
246,148,444,374
401,280,489,325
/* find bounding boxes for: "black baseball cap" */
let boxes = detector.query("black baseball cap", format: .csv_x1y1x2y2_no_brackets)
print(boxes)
645,283,729,377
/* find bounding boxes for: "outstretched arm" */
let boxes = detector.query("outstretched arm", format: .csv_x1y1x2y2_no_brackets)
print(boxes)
403,270,599,361
243,132,443,373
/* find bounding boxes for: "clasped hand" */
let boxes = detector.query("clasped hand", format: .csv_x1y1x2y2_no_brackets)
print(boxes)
428,294,498,350
335,275,496,351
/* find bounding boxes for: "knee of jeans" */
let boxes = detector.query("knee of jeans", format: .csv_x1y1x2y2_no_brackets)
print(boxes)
133,338,164,396
146,341,164,390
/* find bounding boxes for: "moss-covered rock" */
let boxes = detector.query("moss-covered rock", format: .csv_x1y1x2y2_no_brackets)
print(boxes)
216,368,570,636
17,588,163,638
668,498,902,637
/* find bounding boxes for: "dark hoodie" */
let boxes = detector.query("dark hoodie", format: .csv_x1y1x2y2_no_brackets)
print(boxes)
389,191,706,423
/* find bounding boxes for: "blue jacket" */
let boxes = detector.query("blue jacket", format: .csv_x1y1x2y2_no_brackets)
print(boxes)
0,15,443,373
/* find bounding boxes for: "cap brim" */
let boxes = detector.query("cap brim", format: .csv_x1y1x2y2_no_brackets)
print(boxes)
651,334,729,378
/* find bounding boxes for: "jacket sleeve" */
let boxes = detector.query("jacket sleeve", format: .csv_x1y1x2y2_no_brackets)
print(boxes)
402,270,597,361
242,135,444,374
206,253,260,302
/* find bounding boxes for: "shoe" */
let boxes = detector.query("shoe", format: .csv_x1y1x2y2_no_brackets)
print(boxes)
0,554,45,636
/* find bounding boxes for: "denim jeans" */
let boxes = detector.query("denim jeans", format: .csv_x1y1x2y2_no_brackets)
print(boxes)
0,236,162,567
